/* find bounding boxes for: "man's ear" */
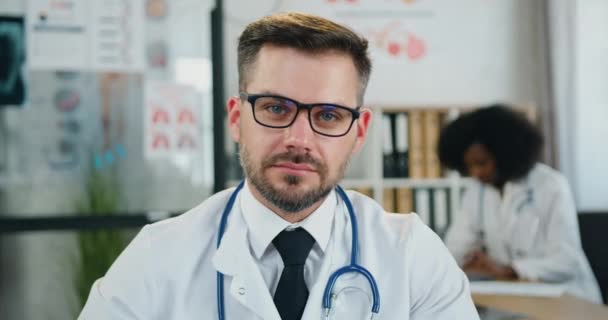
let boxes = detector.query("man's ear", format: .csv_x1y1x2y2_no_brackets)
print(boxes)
352,108,372,155
227,96,242,142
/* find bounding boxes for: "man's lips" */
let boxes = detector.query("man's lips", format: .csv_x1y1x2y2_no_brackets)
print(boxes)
272,162,316,172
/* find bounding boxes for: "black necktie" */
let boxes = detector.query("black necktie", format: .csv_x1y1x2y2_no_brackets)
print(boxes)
272,227,315,320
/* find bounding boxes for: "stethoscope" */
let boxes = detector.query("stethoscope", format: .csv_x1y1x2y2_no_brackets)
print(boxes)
477,182,534,250
477,182,534,219
216,181,380,320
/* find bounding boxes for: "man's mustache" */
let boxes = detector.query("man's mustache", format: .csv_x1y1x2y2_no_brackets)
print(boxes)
262,151,324,171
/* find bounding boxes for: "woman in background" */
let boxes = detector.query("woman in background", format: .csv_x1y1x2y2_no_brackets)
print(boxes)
438,104,602,303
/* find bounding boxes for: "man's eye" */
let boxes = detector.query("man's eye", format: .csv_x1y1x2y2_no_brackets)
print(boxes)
268,104,288,114
319,111,338,121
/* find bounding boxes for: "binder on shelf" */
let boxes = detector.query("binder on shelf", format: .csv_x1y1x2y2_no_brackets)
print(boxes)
414,188,431,225
353,187,374,198
423,110,442,178
408,110,425,178
383,188,396,212
394,112,409,178
395,187,413,214
382,114,396,178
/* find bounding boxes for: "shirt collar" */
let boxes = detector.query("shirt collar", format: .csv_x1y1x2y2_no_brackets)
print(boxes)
240,180,337,259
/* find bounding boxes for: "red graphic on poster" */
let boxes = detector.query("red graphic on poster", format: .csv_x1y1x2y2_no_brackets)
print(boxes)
405,33,425,60
177,109,196,124
367,22,427,61
152,133,170,149
152,108,170,124
388,42,401,56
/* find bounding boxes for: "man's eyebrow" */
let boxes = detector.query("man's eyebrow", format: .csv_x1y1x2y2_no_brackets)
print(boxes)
253,90,282,96
251,91,354,108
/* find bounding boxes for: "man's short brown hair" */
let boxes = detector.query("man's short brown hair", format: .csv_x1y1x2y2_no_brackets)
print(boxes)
237,12,372,105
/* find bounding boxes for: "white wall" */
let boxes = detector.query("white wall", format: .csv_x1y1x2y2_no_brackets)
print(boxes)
573,0,608,211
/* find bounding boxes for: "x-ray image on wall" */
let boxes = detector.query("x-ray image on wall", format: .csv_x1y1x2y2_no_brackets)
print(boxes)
0,16,25,106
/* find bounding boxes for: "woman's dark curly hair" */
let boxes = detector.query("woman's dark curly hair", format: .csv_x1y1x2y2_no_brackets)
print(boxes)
438,104,543,181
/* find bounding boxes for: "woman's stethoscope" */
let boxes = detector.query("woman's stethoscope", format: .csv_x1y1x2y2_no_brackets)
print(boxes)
216,181,380,320
476,182,535,249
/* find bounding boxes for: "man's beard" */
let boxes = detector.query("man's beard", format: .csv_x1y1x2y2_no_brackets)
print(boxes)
239,144,349,213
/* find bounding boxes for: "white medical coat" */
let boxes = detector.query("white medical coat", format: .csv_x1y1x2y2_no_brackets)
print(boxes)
445,163,602,303
79,187,479,319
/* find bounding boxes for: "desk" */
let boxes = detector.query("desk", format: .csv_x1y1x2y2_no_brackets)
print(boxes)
473,294,608,320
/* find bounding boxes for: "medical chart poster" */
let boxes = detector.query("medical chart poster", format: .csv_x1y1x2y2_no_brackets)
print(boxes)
26,0,144,72
285,0,432,64
90,0,145,72
144,81,202,159
26,0,90,70
279,0,536,105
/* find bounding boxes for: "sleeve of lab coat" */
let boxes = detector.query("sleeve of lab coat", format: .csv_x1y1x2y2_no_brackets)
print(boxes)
78,226,156,320
511,178,582,282
444,185,481,265
407,219,480,319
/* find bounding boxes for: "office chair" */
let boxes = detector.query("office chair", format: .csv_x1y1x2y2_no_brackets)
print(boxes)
578,212,608,304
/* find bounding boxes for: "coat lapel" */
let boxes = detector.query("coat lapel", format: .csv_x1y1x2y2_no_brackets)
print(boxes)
213,208,281,320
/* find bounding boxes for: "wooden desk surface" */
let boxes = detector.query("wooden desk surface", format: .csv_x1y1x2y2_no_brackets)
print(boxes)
473,294,608,320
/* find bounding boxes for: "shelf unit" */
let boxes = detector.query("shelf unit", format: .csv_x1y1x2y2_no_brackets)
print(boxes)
340,105,459,236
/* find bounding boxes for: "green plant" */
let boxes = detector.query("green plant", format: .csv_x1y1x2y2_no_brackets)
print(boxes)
74,169,127,309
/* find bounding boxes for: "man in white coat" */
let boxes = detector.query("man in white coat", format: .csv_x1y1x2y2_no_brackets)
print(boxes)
79,12,479,319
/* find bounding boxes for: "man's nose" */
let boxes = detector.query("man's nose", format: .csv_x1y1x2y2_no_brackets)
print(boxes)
284,109,314,151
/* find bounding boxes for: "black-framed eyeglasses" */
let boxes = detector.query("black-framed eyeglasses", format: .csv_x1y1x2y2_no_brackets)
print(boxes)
239,92,361,137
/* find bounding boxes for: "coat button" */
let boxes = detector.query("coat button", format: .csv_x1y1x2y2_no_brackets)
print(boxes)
238,287,246,295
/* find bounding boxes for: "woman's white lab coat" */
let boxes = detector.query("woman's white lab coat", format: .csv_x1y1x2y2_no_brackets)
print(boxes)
445,163,602,303
79,188,479,319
